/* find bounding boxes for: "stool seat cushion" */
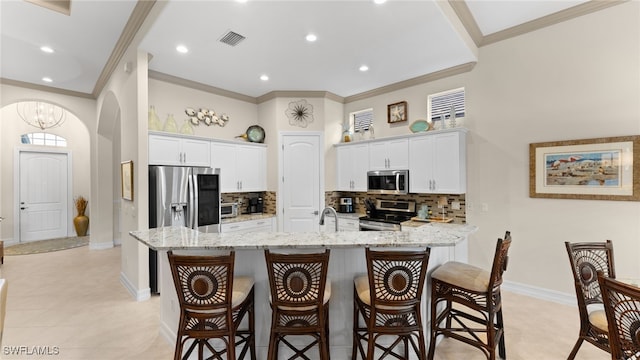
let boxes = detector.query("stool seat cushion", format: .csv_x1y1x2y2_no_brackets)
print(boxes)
431,261,491,293
354,275,412,310
270,279,331,311
232,276,255,308
586,303,608,332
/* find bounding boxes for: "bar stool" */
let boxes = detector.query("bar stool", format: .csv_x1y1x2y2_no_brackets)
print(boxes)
264,249,331,360
597,271,640,359
565,240,615,359
428,231,512,360
352,247,431,360
167,250,256,360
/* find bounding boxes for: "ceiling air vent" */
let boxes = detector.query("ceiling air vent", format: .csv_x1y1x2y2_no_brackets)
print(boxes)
219,31,246,47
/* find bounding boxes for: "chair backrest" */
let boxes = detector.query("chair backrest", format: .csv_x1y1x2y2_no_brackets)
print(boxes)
365,247,430,308
167,250,234,313
565,240,615,307
487,231,512,291
264,249,330,309
597,272,640,360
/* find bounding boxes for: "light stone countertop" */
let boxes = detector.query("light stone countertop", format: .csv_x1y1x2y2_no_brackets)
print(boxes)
221,214,276,224
129,223,477,251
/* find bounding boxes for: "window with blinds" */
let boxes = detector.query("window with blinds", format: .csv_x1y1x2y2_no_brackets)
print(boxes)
428,87,465,121
352,108,373,132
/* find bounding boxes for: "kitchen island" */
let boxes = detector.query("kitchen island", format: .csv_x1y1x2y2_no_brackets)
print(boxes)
130,223,476,359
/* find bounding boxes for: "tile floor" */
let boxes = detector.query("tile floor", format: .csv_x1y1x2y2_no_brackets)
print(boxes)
1,245,607,359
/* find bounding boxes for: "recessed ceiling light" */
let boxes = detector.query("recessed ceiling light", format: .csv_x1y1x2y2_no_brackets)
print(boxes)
260,74,269,81
40,46,54,53
306,33,317,42
176,45,189,54
236,0,247,3
359,65,369,72
374,0,387,4
42,77,53,83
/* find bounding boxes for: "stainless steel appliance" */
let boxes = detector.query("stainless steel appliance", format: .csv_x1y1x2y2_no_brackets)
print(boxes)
367,170,409,195
221,202,239,218
339,197,354,213
148,165,221,294
359,199,415,231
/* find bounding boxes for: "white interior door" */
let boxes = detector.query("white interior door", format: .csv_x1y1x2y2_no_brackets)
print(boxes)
280,133,322,232
19,151,69,242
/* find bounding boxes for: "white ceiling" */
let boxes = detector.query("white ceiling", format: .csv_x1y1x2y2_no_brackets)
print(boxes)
0,0,597,99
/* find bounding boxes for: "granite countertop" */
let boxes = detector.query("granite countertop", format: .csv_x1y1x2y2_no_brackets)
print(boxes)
130,223,477,251
221,214,276,224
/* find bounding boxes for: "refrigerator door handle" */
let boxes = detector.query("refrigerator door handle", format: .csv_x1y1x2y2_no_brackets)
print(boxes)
189,172,197,229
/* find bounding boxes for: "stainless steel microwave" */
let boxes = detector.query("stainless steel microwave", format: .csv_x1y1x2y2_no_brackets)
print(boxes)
220,202,239,218
367,170,409,195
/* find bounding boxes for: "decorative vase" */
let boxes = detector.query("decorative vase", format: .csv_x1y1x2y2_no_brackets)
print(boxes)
73,213,89,237
148,106,162,131
163,114,178,133
180,119,194,135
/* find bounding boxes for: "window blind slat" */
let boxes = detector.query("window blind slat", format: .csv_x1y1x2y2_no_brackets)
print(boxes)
429,88,465,121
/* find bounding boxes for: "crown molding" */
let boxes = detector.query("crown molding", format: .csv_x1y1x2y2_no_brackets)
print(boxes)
24,0,71,16
449,1,483,48
344,62,476,103
91,0,156,97
148,70,258,104
1,78,94,99
257,91,344,104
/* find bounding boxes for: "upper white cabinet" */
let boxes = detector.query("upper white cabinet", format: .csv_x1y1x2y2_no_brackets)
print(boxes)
148,133,210,167
336,143,369,191
409,129,467,194
369,138,409,170
211,140,267,193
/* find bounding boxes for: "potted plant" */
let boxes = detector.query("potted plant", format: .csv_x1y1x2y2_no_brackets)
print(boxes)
73,196,89,237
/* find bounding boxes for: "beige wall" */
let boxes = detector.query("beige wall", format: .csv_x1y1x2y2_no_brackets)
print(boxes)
0,85,95,243
343,2,640,295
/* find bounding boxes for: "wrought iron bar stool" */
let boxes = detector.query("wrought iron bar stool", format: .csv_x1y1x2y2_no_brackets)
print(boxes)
597,271,640,360
428,231,512,360
565,240,615,359
352,247,431,360
167,250,256,360
264,249,332,360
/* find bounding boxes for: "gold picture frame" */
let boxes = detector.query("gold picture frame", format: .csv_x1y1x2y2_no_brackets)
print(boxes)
529,135,640,201
121,160,134,201
387,101,407,123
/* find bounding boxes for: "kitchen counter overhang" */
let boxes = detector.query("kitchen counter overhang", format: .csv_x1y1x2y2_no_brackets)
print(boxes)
129,223,477,251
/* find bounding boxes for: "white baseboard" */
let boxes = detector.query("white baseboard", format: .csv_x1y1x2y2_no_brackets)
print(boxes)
0,238,17,246
120,271,151,302
90,240,114,250
502,280,577,307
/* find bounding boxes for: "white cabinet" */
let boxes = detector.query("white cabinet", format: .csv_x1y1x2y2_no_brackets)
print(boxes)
211,141,266,193
221,217,275,234
409,129,467,194
336,143,369,191
322,215,360,232
369,138,409,170
149,133,211,167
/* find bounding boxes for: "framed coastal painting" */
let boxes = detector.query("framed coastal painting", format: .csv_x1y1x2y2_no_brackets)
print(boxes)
121,160,134,201
529,135,640,201
387,101,407,123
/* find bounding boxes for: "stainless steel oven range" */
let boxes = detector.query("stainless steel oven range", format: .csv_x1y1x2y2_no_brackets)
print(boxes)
359,199,416,231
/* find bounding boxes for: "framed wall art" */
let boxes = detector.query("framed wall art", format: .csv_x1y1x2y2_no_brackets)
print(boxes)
529,135,640,201
121,160,134,201
387,101,407,123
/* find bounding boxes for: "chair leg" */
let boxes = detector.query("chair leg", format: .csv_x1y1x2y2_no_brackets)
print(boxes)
249,299,257,360
497,308,506,359
567,337,584,360
267,330,278,360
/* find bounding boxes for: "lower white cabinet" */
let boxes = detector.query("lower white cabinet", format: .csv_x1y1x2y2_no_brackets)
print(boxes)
322,215,360,232
221,217,275,234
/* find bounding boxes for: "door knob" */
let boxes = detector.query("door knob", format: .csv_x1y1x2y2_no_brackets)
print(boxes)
312,210,319,215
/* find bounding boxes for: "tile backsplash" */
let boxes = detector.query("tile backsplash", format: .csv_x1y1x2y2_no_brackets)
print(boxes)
325,191,466,224
221,191,277,215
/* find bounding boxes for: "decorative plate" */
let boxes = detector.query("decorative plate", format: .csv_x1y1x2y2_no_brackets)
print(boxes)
246,125,265,143
410,119,431,133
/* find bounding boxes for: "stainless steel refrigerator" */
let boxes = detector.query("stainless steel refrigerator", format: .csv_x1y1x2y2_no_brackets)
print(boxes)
148,165,220,294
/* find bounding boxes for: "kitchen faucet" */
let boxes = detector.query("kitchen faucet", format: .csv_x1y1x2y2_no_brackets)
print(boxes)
319,207,339,232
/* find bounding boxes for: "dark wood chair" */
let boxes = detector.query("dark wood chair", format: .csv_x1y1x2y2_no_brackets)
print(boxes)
352,247,431,360
428,231,512,360
565,240,615,359
264,249,331,360
167,250,256,360
597,271,640,360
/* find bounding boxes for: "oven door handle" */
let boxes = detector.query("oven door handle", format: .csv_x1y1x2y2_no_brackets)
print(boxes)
359,222,394,231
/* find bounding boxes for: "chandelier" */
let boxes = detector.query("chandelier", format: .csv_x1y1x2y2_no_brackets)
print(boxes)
17,101,66,130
